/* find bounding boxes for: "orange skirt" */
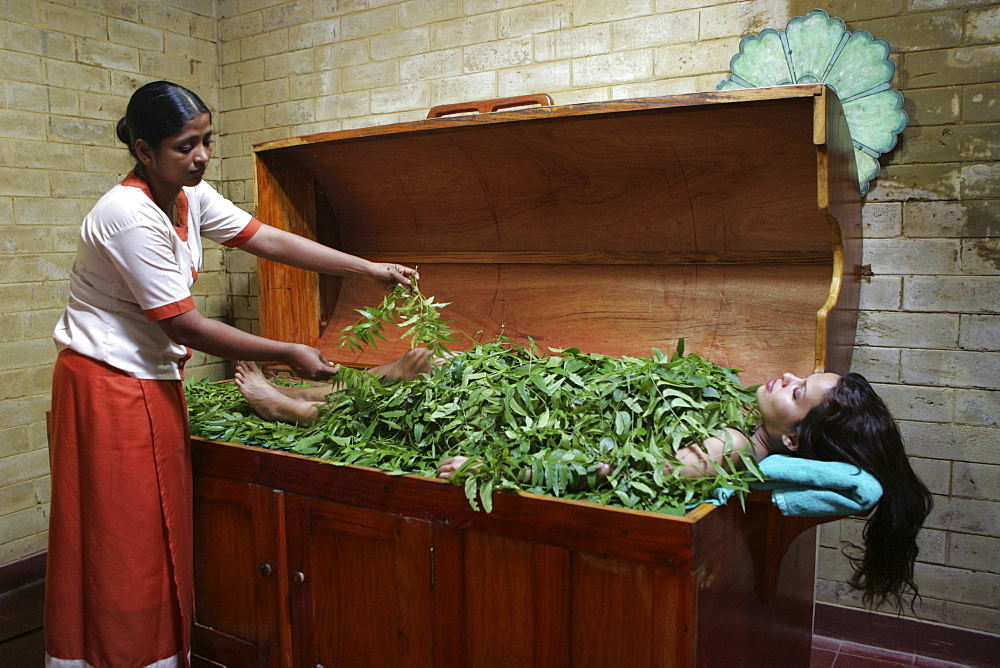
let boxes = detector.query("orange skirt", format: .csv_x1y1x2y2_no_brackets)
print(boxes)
45,349,191,668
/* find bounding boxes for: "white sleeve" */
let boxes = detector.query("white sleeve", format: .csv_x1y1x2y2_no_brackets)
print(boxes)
103,220,194,319
191,181,256,246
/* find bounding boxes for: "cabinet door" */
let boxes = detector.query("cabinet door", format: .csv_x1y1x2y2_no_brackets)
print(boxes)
284,494,434,668
193,475,284,667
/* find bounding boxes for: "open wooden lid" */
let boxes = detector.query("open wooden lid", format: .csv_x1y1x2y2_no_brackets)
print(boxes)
253,85,860,385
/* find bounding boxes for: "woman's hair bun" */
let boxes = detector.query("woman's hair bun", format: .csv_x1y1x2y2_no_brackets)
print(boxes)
115,117,131,146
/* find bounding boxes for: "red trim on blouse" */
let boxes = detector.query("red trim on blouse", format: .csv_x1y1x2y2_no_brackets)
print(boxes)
173,191,189,242
121,171,150,193
223,217,263,247
144,296,196,322
121,171,189,241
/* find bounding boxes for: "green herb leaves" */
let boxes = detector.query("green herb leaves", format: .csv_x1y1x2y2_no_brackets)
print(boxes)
339,278,457,356
186,340,763,516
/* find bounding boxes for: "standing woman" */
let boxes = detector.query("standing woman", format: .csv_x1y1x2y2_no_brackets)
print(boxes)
45,81,414,667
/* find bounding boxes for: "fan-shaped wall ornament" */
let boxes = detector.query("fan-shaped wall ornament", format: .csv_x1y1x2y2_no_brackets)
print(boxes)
717,9,906,196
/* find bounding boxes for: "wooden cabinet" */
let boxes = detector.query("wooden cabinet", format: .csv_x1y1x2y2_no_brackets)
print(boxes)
193,473,436,667
193,476,282,666
284,495,434,667
193,85,862,666
191,438,829,667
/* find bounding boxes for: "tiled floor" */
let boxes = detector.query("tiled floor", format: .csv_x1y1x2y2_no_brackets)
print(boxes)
0,579,981,667
810,635,973,667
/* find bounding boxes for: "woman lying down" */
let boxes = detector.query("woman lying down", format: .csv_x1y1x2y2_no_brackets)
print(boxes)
232,343,931,611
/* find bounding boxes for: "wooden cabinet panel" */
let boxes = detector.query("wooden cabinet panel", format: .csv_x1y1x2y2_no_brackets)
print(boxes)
193,475,283,666
461,531,556,666
284,495,434,668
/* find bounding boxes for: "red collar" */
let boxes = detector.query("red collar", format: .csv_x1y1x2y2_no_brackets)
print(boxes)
122,171,189,234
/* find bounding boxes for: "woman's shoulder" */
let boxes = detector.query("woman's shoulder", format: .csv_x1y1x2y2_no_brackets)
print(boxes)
184,179,251,229
714,427,751,447
184,178,223,201
83,183,164,240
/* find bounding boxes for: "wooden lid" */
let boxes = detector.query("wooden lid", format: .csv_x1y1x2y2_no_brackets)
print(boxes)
253,85,860,385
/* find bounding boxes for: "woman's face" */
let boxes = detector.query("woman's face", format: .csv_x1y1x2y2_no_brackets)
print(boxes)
139,112,213,191
756,372,840,442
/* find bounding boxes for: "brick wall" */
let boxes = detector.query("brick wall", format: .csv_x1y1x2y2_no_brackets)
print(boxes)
1,0,996,638
0,0,222,565
792,0,999,634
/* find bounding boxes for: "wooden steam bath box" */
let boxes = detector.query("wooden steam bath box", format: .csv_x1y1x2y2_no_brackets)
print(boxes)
191,84,862,667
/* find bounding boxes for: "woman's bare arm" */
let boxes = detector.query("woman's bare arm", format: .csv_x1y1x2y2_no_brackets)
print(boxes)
157,308,337,380
668,427,753,477
238,223,414,289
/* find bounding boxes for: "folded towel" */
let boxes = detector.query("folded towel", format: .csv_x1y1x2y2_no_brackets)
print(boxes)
753,454,883,517
696,455,882,517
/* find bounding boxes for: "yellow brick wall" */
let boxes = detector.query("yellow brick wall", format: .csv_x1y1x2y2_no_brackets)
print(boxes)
0,0,222,565
1,0,997,638
787,0,1000,634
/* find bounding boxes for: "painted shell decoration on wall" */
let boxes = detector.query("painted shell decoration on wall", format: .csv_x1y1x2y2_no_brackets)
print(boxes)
717,9,906,196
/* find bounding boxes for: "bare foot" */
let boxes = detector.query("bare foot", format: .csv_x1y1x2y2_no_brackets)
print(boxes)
372,348,455,383
234,361,323,425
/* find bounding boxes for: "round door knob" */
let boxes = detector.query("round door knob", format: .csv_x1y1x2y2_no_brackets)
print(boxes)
258,563,273,577
292,570,306,584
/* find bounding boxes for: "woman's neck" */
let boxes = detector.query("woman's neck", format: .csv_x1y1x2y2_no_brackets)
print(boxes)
135,167,180,214
749,426,782,462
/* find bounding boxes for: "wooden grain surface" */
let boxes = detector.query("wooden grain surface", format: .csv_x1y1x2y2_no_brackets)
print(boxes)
320,261,830,386
253,85,859,386
192,437,818,666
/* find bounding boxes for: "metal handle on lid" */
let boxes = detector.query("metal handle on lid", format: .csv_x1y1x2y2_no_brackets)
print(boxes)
426,94,554,119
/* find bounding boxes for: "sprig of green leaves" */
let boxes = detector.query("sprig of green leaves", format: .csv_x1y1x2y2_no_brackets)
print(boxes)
339,277,457,356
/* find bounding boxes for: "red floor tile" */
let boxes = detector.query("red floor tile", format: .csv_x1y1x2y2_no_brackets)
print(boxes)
837,640,916,664
812,646,838,667
813,635,843,651
833,655,915,667
0,628,45,667
914,657,980,668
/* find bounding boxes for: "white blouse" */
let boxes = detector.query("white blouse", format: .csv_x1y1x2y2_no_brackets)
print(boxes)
54,173,260,380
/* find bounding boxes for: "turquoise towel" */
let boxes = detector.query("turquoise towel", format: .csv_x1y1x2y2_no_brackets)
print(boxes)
752,454,883,517
697,455,882,517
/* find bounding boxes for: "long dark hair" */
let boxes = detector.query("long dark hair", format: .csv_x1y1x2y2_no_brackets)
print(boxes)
116,81,210,178
794,372,932,611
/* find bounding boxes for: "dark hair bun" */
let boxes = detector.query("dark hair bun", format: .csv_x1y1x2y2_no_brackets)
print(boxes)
115,117,131,146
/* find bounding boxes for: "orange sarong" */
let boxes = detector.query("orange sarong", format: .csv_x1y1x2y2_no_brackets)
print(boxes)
45,349,192,668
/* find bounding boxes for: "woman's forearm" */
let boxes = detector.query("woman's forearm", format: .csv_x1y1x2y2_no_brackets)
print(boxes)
239,223,375,278
160,309,286,358
157,309,335,378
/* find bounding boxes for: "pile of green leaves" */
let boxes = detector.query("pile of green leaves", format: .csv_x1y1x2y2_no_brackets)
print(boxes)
186,339,764,515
